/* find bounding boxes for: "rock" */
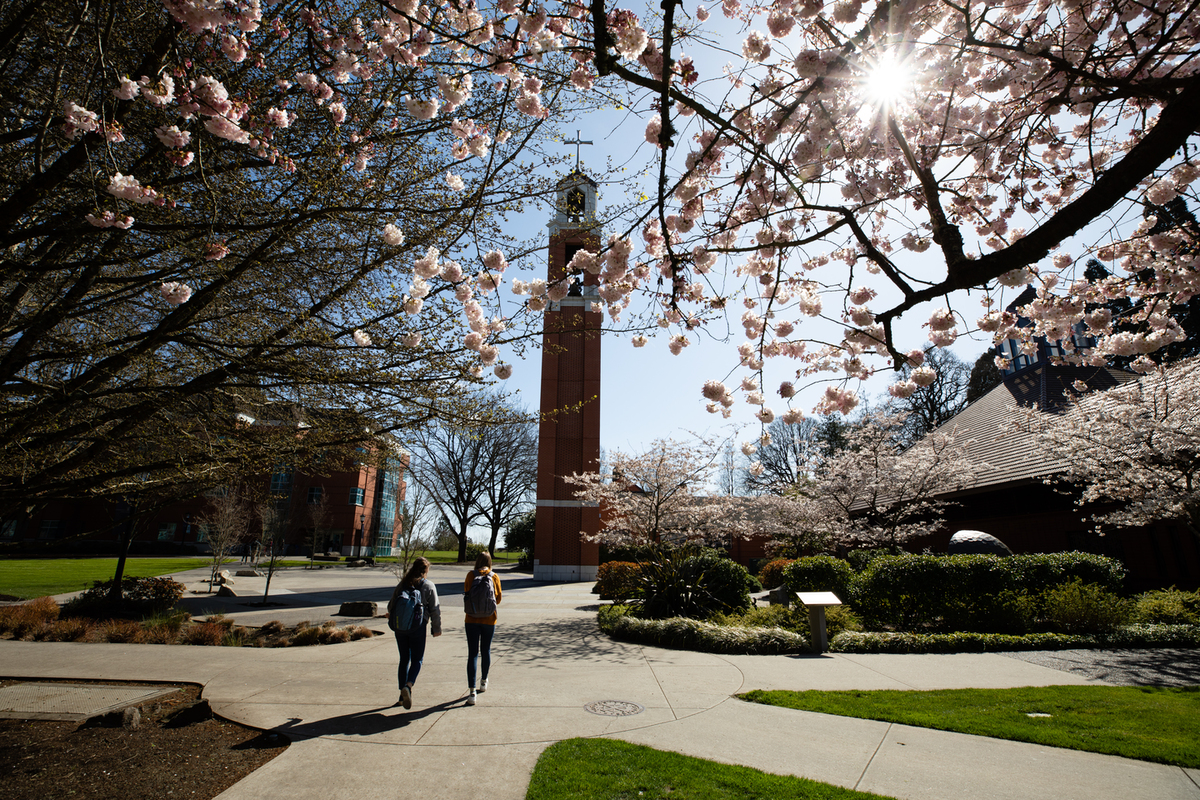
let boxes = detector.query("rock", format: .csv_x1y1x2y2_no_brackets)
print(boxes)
338,601,377,617
218,570,234,585
947,530,1013,556
767,584,793,607
235,569,261,577
347,559,368,568
217,585,238,597
122,706,141,729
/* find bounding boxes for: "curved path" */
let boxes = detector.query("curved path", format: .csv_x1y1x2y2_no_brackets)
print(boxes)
2,563,1197,800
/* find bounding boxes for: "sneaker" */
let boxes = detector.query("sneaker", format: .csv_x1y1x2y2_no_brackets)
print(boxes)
478,678,488,693
466,690,476,706
401,685,412,710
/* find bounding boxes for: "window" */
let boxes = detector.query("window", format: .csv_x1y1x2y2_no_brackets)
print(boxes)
196,524,209,543
0,520,18,539
349,487,365,506
270,465,294,495
38,520,61,540
307,486,324,505
157,523,177,542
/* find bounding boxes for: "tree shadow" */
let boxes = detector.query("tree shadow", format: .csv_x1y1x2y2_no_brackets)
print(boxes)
1005,647,1200,687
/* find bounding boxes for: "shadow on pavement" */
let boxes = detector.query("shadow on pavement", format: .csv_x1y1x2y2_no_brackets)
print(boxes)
273,699,464,740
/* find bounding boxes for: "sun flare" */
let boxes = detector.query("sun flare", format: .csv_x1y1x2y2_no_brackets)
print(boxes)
862,53,913,107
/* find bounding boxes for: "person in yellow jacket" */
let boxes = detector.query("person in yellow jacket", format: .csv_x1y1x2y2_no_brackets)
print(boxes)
463,551,501,706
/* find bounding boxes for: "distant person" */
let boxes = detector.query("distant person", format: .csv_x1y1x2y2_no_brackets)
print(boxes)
388,557,441,709
463,551,501,706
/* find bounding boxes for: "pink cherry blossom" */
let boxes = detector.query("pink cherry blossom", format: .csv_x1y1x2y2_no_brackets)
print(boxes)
107,173,158,204
494,364,513,380
352,329,372,347
160,282,193,306
382,224,404,246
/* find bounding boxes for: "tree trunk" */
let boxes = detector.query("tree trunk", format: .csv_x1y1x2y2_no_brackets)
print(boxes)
107,509,137,604
457,521,468,562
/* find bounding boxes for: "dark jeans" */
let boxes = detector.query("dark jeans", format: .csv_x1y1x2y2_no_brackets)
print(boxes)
465,622,495,689
395,625,427,688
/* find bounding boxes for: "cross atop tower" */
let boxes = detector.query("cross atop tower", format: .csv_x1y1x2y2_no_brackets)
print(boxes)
563,130,593,168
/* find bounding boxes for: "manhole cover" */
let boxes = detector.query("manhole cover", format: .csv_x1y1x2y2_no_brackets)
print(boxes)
584,700,645,717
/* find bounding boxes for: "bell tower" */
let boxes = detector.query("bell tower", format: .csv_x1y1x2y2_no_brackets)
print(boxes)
534,170,602,581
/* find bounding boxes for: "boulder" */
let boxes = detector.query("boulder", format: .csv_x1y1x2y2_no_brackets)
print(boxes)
235,569,261,577
217,585,238,597
338,601,378,617
947,530,1013,556
218,570,234,585
347,559,368,568
767,584,793,607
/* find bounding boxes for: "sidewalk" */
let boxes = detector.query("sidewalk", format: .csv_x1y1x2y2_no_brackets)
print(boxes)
2,563,1197,800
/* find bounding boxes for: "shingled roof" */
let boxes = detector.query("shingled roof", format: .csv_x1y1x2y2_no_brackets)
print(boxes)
931,363,1137,496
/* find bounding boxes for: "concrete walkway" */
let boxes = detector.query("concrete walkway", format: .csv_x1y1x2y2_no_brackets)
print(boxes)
2,563,1198,800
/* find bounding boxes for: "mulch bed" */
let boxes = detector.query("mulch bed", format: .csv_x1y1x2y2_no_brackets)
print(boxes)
0,683,287,800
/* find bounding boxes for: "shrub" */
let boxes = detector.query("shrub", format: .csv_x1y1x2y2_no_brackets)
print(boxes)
782,556,853,602
823,605,863,638
593,561,641,600
62,576,185,619
504,511,536,566
1133,588,1200,625
179,621,227,646
599,605,809,654
629,548,755,619
261,620,286,634
100,620,147,643
846,549,889,572
463,542,487,562
291,626,322,646
39,618,91,642
0,596,60,638
851,552,1126,632
1040,579,1131,634
320,626,352,644
757,559,795,590
346,625,374,640
711,604,809,634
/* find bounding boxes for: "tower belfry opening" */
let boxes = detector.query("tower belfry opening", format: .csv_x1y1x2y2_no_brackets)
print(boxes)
534,170,602,581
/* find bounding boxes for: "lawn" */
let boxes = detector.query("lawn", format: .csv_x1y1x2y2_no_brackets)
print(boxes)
526,738,896,800
740,685,1200,768
0,558,212,599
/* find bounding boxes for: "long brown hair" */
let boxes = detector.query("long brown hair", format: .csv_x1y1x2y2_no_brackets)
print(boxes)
402,557,430,588
474,551,492,572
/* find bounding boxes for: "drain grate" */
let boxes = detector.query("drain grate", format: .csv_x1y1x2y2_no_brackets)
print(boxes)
584,700,645,717
0,683,179,721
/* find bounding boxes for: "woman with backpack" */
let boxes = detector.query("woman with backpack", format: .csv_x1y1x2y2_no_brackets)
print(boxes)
389,556,441,710
463,551,501,706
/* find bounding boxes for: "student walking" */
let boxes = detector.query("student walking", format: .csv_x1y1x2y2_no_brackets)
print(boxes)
463,551,501,706
388,557,441,709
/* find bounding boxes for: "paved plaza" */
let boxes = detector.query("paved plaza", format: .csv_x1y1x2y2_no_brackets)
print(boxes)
1,562,1198,800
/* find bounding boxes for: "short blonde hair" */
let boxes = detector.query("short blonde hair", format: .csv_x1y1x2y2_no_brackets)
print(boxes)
474,551,492,571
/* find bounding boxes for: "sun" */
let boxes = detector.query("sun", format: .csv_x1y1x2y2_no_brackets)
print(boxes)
862,52,913,108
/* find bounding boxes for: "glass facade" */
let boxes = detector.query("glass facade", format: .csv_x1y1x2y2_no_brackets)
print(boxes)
374,459,401,556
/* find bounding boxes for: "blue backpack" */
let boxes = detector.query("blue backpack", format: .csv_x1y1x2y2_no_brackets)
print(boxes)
388,581,424,632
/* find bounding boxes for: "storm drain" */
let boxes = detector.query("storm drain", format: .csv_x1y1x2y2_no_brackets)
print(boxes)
584,700,645,717
0,682,180,721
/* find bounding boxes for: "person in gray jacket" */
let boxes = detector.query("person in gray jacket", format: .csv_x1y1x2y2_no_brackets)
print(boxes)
388,556,442,709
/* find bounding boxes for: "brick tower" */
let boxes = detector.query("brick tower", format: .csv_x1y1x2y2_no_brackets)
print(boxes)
534,170,602,581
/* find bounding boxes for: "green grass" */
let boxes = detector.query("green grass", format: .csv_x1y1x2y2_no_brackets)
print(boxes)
377,549,521,565
0,558,212,599
741,685,1200,768
526,738,896,800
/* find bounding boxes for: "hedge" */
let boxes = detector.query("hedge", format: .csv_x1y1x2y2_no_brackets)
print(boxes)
597,604,809,654
593,561,641,600
782,555,853,602
830,625,1200,654
850,552,1126,631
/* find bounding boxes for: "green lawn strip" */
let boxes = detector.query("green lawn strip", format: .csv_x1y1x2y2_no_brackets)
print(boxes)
525,738,897,800
0,558,212,599
740,686,1200,768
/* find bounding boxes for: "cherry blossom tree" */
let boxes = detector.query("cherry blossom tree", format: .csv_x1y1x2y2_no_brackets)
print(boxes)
560,0,1200,428
0,0,603,518
788,411,981,551
565,436,753,546
1029,358,1200,535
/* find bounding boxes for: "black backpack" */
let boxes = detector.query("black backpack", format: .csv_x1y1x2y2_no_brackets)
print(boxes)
463,571,497,617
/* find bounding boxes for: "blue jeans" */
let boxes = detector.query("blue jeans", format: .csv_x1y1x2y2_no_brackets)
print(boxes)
465,623,494,689
395,625,427,688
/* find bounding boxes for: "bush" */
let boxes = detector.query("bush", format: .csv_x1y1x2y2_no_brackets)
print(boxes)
291,626,322,646
829,624,1200,653
782,556,853,602
1040,579,1131,634
629,548,755,619
179,622,228,646
823,605,863,638
846,549,889,572
851,552,1126,632
463,542,487,562
1133,588,1200,625
593,561,641,600
0,596,60,638
100,620,147,643
62,576,186,619
319,626,352,644
37,618,91,642
599,604,809,654
261,620,286,634
504,511,536,566
757,559,795,590
712,604,809,634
